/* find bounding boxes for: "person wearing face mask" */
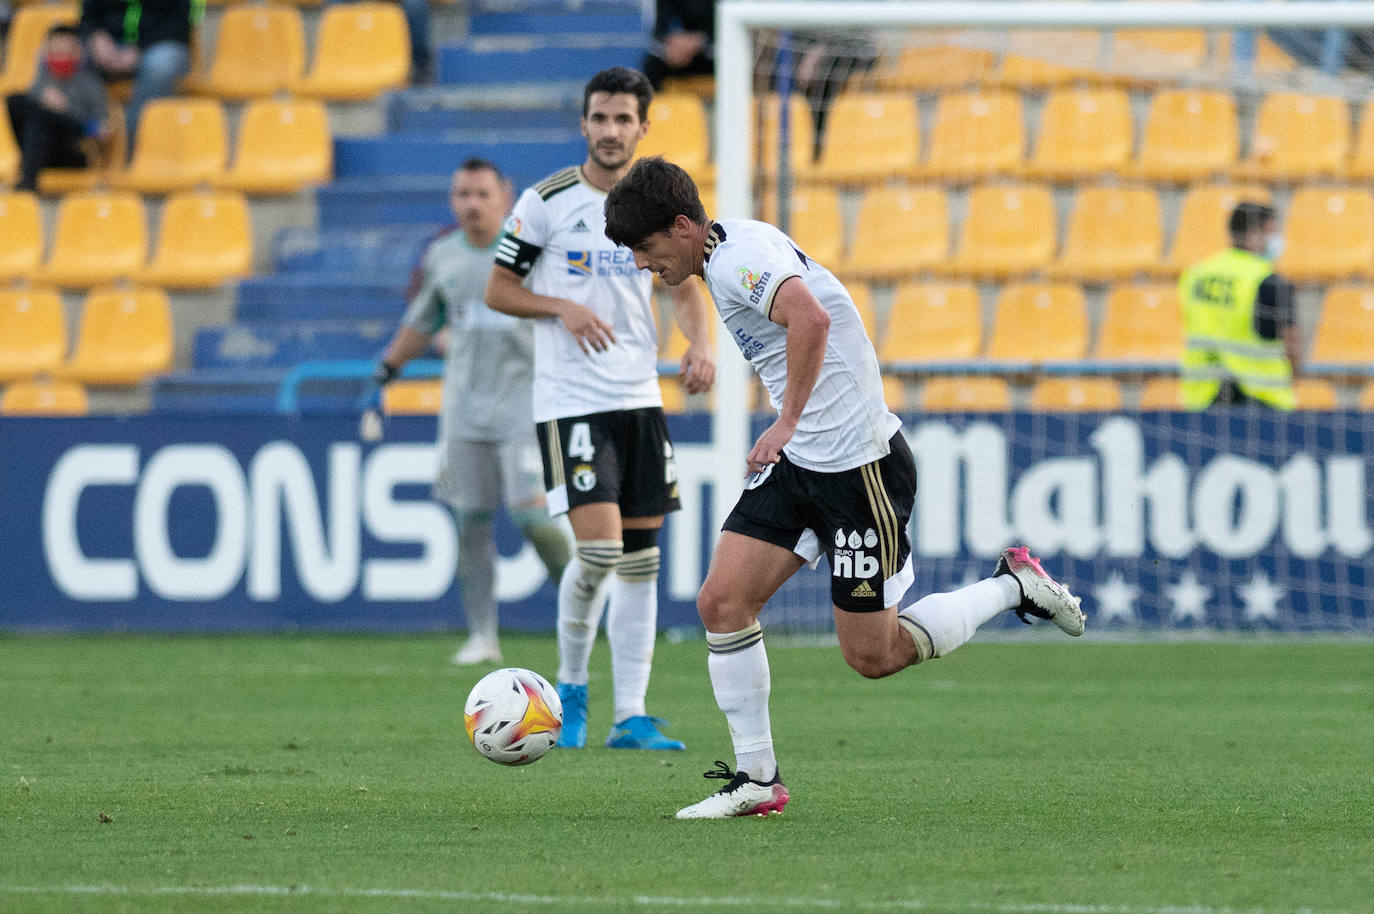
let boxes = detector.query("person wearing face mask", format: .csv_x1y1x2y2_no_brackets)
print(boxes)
4,24,108,192
1179,201,1299,411
79,0,199,143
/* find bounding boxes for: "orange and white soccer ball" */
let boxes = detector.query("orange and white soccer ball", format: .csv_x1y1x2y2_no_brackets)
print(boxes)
464,668,563,766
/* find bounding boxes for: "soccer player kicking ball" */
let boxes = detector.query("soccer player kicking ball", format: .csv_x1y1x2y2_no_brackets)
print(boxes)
603,157,1087,819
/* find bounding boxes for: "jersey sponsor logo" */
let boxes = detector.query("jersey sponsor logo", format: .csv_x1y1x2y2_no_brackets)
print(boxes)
503,215,524,237
832,527,880,580
737,268,774,306
571,463,597,492
567,250,593,276
737,267,762,290
732,326,765,361
571,219,591,233
567,248,641,278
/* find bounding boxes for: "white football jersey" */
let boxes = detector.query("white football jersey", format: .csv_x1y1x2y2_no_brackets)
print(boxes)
494,166,661,423
703,219,902,472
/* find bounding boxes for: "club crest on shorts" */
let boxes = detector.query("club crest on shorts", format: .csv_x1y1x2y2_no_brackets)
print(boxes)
572,463,597,492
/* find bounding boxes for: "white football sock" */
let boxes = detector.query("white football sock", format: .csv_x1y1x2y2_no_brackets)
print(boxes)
607,547,659,723
555,540,620,686
897,577,1021,659
706,623,777,782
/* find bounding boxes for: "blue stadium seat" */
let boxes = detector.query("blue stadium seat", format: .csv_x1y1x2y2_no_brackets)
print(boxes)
436,44,644,85
333,135,585,181
193,323,391,370
235,275,409,322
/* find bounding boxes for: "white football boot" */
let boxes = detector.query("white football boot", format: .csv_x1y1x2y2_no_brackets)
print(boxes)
995,546,1086,637
675,762,790,819
450,635,502,665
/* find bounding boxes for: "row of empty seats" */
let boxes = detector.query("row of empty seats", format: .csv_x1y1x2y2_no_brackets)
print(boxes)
0,287,173,386
0,2,409,101
0,189,253,287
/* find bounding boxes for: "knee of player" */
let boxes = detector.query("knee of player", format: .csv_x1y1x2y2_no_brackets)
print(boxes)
696,583,756,631
842,644,900,680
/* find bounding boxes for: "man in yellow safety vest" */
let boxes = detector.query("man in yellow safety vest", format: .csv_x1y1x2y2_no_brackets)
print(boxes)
1178,201,1300,410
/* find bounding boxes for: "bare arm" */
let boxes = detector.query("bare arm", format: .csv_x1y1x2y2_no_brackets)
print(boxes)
486,264,617,354
380,325,434,373
666,277,716,394
746,277,829,474
1282,325,1303,379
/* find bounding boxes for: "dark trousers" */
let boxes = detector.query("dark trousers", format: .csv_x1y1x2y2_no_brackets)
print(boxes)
641,51,714,91
6,93,88,191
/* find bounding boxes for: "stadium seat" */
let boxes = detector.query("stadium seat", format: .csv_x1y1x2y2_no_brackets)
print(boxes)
658,377,687,414
635,94,711,186
1310,285,1374,366
761,186,843,267
757,94,815,179
0,190,42,281
1155,184,1272,278
55,286,173,385
837,186,948,281
0,103,18,185
919,90,1025,182
118,98,229,193
1047,186,1163,281
1131,89,1239,183
1138,376,1184,410
37,190,147,288
293,2,410,100
1293,378,1340,410
0,287,65,382
986,282,1089,363
811,92,919,184
1233,92,1350,182
0,4,78,95
870,45,996,91
1109,28,1206,80
882,374,907,410
1025,87,1133,181
0,379,89,416
879,281,981,364
1360,381,1374,411
190,3,306,99
940,183,1055,279
1275,188,1374,282
139,190,253,288
846,280,878,344
1094,284,1183,363
1029,376,1124,412
920,375,1012,412
991,51,1097,89
383,379,442,415
1348,100,1374,180
219,98,332,195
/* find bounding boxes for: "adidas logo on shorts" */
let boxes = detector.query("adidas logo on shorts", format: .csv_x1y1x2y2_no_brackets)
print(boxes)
850,580,877,598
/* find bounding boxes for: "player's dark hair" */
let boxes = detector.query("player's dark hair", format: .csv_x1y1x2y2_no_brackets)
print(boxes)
603,156,708,249
458,157,504,180
582,66,653,121
1229,201,1275,241
47,23,82,39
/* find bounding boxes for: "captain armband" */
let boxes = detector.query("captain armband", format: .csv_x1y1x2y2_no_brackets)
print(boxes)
494,232,543,277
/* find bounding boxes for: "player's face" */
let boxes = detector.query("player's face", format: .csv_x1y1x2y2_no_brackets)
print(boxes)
451,168,507,241
630,229,693,286
582,92,648,171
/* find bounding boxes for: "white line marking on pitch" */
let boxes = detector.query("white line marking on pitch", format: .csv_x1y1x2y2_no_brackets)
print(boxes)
0,884,1350,914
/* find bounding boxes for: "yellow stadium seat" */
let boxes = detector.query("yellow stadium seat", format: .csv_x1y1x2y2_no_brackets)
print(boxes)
1360,381,1374,411
118,98,229,193
812,92,919,184
1293,378,1339,410
1311,285,1374,365
139,190,253,288
219,98,332,195
294,2,410,100
1047,186,1162,282
919,90,1025,182
383,379,442,415
0,190,42,281
1029,376,1124,412
920,376,1012,412
37,190,147,288
846,280,878,344
1025,87,1133,181
0,287,65,382
0,4,77,95
761,186,843,267
986,282,1089,363
871,45,996,91
838,187,948,281
991,52,1097,89
1214,32,1299,73
1276,188,1374,282
55,286,173,385
1109,29,1206,81
941,183,1055,279
880,281,981,364
757,94,815,179
658,377,687,414
1138,377,1184,410
882,374,907,410
1155,184,1272,278
1233,92,1350,182
0,103,18,185
1348,100,1374,180
636,94,711,186
1132,89,1239,183
0,379,88,416
191,4,306,99
1095,284,1183,363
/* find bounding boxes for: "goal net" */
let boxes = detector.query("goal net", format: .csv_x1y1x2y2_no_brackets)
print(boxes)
692,1,1374,635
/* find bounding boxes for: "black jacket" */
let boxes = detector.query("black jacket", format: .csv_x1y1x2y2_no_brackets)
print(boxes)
80,0,199,49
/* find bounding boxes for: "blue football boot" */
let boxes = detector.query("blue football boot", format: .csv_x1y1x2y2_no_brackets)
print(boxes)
605,715,685,751
555,682,588,748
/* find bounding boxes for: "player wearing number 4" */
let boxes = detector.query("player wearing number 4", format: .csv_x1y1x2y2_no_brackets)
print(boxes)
486,68,717,751
603,157,1087,818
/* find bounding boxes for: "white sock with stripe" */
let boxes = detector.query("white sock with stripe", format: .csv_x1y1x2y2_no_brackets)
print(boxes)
706,623,777,782
555,540,620,685
607,547,659,723
897,577,1021,659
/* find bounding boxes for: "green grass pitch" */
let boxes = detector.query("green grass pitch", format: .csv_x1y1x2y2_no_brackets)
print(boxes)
3,632,1372,914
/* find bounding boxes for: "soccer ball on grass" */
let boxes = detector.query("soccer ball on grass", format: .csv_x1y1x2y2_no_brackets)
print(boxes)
464,668,563,766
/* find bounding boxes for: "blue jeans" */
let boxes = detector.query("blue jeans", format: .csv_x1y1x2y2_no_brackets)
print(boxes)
127,40,191,140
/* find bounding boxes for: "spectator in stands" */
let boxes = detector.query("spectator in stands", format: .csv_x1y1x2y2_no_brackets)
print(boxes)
331,0,432,84
80,0,199,142
641,0,714,91
1179,201,1299,411
5,24,109,192
368,159,571,665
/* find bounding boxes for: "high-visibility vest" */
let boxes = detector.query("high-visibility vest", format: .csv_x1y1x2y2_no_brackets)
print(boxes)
1178,248,1295,411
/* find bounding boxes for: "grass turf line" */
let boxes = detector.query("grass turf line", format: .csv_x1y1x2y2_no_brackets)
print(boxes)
2,634,1371,914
